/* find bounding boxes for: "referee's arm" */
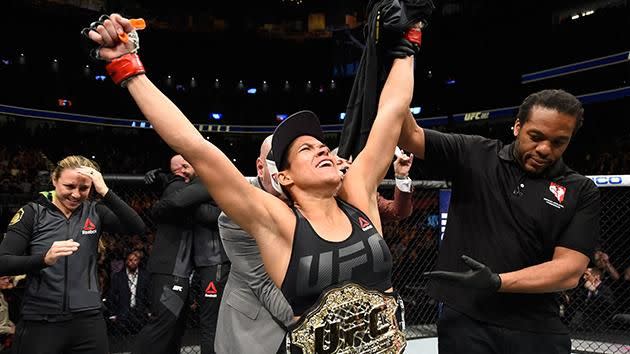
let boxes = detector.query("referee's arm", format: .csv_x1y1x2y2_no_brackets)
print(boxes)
499,183,600,293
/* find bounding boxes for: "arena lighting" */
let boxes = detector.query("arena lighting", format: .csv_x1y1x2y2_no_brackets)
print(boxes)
583,10,594,16
247,88,257,94
210,113,223,120
571,14,580,20
57,99,72,107
276,113,288,121
130,121,149,128
51,58,59,72
410,106,422,115
339,112,346,120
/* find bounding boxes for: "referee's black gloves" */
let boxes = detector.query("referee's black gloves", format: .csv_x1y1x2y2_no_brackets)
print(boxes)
423,255,502,292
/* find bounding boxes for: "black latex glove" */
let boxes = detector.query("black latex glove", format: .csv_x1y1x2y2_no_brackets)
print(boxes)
385,37,418,58
144,168,163,185
423,255,502,292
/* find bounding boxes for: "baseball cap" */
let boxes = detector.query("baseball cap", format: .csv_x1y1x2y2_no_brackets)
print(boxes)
270,110,325,171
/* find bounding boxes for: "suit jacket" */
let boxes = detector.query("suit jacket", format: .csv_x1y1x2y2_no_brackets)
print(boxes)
153,177,228,267
148,175,194,277
215,177,294,354
106,267,150,319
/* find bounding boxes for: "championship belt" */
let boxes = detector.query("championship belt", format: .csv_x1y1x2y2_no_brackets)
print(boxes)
286,282,406,354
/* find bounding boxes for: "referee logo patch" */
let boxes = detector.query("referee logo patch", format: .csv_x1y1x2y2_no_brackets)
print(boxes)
549,182,566,203
9,208,24,226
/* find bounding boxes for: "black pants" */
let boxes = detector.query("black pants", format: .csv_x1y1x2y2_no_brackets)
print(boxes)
197,263,230,354
12,311,108,354
133,274,189,354
437,306,571,354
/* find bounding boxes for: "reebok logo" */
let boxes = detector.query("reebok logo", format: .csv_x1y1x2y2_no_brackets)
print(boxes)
358,216,373,231
204,281,218,298
82,218,97,235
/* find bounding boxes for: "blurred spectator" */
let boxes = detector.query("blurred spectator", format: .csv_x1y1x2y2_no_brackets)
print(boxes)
594,250,620,281
106,251,150,336
617,266,630,317
0,276,15,352
569,267,615,331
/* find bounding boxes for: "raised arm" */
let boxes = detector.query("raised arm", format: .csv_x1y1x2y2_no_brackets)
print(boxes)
339,51,415,222
84,14,292,246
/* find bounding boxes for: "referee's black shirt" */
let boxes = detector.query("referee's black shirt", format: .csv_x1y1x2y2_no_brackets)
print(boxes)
423,129,600,334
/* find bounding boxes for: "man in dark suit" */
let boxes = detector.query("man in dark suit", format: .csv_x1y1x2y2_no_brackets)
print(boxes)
106,250,150,335
569,267,614,331
133,155,196,354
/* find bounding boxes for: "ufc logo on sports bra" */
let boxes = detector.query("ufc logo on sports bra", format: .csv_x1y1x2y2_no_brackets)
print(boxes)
295,234,387,296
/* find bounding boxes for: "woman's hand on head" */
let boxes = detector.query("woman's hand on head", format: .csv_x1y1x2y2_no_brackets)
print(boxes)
78,166,109,196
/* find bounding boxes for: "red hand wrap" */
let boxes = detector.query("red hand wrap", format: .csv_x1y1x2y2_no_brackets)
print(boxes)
105,53,145,86
404,28,422,46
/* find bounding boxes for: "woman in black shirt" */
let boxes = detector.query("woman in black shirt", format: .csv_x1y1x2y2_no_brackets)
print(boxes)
0,155,145,354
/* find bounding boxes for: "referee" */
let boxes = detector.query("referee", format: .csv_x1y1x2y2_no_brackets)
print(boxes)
401,89,600,354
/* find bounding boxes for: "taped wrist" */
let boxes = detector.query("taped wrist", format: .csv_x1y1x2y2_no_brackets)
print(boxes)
105,53,145,87
395,175,412,193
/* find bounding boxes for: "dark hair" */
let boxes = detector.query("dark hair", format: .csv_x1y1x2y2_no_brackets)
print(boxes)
515,89,584,134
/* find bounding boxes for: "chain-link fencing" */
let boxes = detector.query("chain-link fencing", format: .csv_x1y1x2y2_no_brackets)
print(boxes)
1,178,628,353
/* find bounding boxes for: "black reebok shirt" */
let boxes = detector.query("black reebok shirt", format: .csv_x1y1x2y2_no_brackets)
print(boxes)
423,129,600,334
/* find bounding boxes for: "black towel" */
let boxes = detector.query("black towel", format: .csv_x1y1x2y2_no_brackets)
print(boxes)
337,0,435,160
